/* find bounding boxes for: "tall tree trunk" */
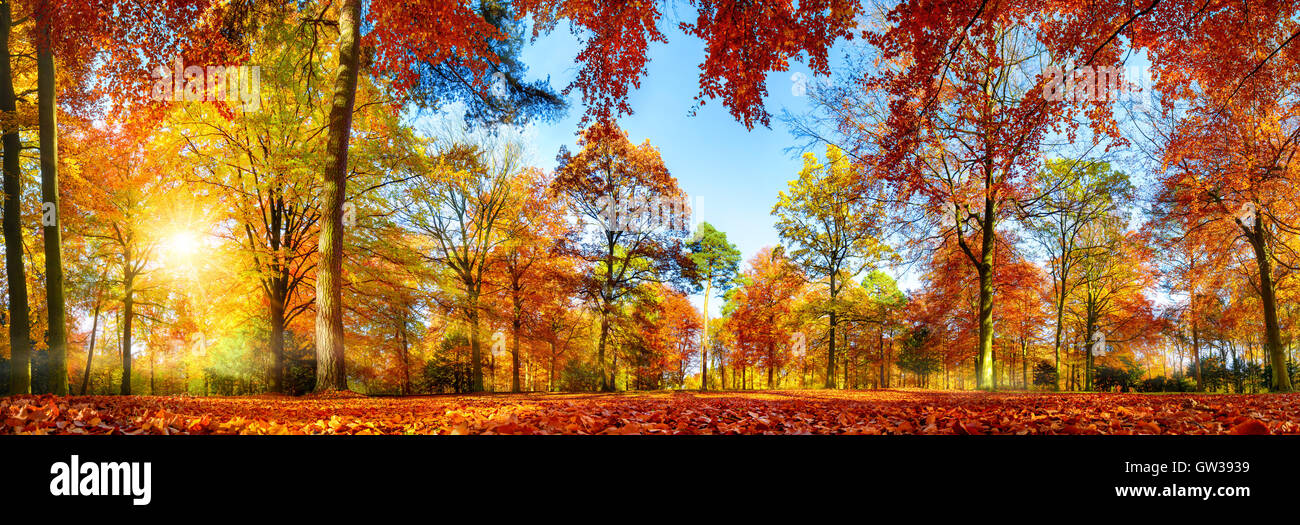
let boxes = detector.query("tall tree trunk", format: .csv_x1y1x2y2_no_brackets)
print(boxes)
269,295,286,393
1,1,31,395
121,264,134,395
80,302,100,395
37,2,67,395
975,207,996,390
469,301,484,392
549,341,557,392
313,0,361,392
1021,340,1028,390
700,280,711,390
1084,312,1096,391
399,317,411,395
511,312,521,393
825,273,837,389
767,341,775,389
878,328,887,388
596,307,612,392
1052,286,1066,390
1250,229,1293,391
1191,320,1202,391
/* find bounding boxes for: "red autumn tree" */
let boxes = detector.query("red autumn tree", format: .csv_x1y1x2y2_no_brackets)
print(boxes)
727,246,806,389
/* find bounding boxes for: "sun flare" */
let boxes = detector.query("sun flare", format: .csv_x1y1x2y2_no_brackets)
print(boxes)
162,230,202,269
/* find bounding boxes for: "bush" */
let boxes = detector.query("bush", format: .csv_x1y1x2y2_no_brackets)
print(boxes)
420,355,471,394
1137,376,1166,393
1093,365,1138,391
559,360,602,392
1138,375,1193,392
1261,361,1300,392
1032,361,1058,389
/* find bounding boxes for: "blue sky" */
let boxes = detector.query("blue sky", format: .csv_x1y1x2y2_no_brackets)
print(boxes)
511,21,836,317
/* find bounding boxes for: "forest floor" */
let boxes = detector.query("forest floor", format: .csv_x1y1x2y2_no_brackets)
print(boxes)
2,389,1298,435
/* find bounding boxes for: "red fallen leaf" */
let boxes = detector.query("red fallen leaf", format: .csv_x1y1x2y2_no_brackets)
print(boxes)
952,420,971,435
1136,421,1161,434
1228,418,1270,435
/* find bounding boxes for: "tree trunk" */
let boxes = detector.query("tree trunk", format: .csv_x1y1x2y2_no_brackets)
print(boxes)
1,2,31,395
313,0,361,392
701,280,711,391
975,208,996,390
1191,320,1202,391
469,302,484,392
767,341,775,389
549,341,557,392
825,273,837,389
511,314,521,393
80,303,101,395
1250,229,1293,391
37,4,67,395
121,264,134,395
1052,287,1066,390
596,308,612,392
399,317,411,395
269,296,286,393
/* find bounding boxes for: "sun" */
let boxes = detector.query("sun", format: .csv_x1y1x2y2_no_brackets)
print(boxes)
162,230,202,269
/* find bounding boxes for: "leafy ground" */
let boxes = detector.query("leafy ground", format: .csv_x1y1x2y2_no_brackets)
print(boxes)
1,389,1296,435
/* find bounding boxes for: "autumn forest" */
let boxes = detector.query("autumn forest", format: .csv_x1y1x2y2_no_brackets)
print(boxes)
2,0,1300,437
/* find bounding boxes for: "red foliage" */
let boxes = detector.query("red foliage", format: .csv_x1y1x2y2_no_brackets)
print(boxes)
4,391,1299,435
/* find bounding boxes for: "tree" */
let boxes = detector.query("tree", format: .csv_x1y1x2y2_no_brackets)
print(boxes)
789,2,1124,390
170,8,333,393
312,0,361,392
773,144,888,388
687,222,739,390
727,246,804,389
1026,159,1134,389
312,0,563,392
73,130,178,395
1,0,31,394
398,132,524,393
552,122,690,391
488,166,573,392
34,0,67,394
858,270,905,388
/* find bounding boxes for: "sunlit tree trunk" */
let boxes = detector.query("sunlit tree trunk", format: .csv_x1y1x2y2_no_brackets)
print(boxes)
1248,221,1293,391
269,295,286,393
511,311,521,393
975,195,996,391
399,316,411,395
313,0,361,392
121,250,135,395
80,302,101,395
700,280,711,391
468,291,484,392
825,273,837,389
1,1,31,395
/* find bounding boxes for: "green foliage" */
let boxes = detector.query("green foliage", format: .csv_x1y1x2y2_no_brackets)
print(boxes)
687,221,741,295
558,359,603,392
1093,365,1141,392
1260,361,1300,392
895,327,940,377
1032,361,1058,388
1137,375,1195,392
420,354,471,394
772,145,889,286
